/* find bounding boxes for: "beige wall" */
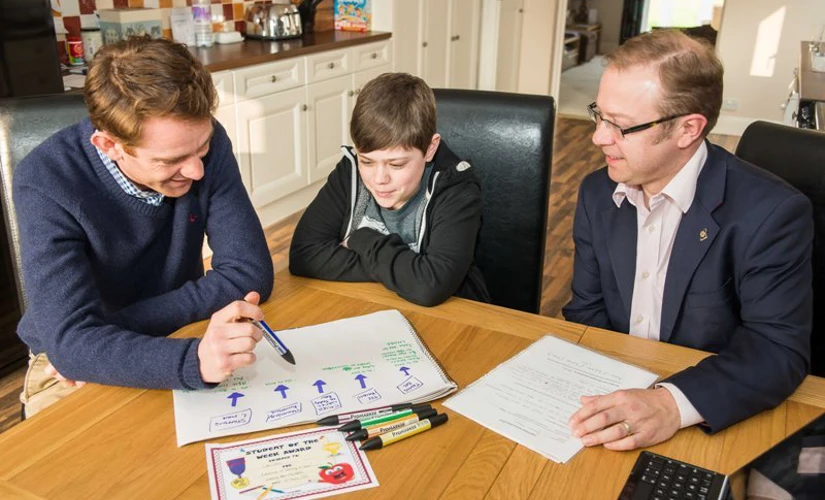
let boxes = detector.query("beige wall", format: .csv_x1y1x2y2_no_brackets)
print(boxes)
517,0,558,95
716,0,825,133
593,0,622,54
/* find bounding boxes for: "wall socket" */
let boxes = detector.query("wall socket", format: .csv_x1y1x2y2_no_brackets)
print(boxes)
722,98,739,111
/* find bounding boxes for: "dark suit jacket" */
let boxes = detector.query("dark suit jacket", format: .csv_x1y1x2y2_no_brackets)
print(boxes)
563,142,813,432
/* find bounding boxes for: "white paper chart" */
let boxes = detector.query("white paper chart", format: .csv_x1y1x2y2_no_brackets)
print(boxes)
173,310,456,446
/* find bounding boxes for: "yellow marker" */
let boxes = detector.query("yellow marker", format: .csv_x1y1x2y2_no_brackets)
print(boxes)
359,413,448,450
346,408,437,441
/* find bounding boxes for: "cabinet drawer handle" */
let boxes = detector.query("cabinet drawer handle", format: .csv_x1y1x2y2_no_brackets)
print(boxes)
328,62,335,69
348,90,354,96
371,52,378,59
422,41,428,48
271,75,277,82
518,8,524,13
451,35,460,41
302,104,308,111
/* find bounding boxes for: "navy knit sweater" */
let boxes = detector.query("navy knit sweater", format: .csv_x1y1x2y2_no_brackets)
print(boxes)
13,118,273,390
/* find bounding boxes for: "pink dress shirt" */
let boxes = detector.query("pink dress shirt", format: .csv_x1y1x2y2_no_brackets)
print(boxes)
611,142,708,428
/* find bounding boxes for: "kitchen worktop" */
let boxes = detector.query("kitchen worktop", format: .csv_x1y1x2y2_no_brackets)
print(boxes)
190,30,391,72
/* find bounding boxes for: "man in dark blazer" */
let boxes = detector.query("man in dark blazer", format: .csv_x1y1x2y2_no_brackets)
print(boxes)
564,29,813,451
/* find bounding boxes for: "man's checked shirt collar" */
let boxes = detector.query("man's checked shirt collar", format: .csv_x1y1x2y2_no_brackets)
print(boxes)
94,140,164,207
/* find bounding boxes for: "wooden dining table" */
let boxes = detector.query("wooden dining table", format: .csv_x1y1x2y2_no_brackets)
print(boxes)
1,271,823,499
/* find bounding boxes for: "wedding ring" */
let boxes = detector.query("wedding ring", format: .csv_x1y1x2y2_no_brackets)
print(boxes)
620,420,633,436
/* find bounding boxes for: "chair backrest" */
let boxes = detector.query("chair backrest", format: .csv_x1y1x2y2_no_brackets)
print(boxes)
0,93,89,311
735,120,825,376
433,89,554,314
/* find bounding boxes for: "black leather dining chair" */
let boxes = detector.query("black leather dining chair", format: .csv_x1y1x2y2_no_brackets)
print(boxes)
735,121,825,377
433,89,555,314
0,93,89,312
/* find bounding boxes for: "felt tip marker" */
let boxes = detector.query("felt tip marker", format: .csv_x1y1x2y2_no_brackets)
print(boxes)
359,413,449,451
252,320,296,365
338,404,432,432
316,403,414,426
346,408,437,441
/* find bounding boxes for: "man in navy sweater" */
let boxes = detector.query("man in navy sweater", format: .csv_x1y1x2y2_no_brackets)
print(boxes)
13,37,274,417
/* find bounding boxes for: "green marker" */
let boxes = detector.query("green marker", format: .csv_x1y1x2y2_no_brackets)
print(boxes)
337,404,432,432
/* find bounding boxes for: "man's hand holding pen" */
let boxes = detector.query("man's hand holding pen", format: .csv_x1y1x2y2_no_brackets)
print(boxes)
198,291,264,384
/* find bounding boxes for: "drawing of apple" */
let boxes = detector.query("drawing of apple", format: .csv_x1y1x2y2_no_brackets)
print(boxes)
318,462,355,484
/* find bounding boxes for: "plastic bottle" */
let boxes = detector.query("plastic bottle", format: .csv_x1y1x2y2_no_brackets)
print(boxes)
192,0,213,47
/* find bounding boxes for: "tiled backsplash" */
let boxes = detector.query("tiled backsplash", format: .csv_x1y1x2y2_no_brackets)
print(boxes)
52,0,273,63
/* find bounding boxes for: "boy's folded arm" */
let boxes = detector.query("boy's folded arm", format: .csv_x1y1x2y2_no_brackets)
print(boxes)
289,162,373,281
347,185,483,306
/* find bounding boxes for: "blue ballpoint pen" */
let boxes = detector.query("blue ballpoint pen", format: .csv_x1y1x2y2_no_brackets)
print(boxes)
252,320,296,365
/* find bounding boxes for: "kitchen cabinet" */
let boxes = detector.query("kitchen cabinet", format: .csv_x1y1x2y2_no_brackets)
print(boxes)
375,0,480,89
219,40,392,217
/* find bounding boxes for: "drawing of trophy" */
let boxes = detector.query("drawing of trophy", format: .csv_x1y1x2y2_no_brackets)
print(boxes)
322,440,342,457
226,457,250,489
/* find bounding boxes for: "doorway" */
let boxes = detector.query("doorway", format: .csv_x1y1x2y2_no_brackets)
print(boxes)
555,0,725,119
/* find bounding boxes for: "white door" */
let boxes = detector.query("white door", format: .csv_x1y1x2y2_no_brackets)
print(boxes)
235,87,308,208
421,0,449,88
306,74,353,184
392,0,423,77
495,0,524,92
448,0,481,89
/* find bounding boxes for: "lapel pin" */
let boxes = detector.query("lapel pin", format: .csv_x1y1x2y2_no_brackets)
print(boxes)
699,228,708,241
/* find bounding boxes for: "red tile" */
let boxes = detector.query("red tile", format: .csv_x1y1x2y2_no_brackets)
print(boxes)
222,3,233,20
114,0,129,7
63,15,82,36
79,0,96,15
235,20,246,34
186,0,193,6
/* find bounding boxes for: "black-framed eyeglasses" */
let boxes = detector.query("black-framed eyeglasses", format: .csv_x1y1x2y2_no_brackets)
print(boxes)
587,102,690,139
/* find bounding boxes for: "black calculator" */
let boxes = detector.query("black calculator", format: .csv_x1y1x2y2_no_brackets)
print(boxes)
618,451,730,500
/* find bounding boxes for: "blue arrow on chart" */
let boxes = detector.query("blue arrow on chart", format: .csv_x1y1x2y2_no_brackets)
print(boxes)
399,366,411,376
227,392,245,407
313,379,327,394
354,374,368,389
274,384,289,399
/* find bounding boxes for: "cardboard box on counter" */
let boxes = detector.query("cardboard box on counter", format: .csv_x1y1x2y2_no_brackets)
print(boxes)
99,8,162,45
334,0,370,32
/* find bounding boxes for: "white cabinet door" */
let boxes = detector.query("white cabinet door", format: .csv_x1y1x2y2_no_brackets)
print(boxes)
306,74,352,185
235,87,308,209
448,0,481,89
496,0,524,92
348,65,393,145
392,0,423,77
213,105,242,187
421,0,449,88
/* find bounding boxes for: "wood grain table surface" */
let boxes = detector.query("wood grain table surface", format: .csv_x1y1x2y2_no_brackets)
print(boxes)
1,271,822,499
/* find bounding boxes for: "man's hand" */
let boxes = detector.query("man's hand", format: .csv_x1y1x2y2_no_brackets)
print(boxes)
568,387,681,451
197,291,265,384
44,363,86,388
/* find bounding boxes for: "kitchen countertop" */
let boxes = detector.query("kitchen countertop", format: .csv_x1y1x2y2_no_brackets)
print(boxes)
190,30,391,72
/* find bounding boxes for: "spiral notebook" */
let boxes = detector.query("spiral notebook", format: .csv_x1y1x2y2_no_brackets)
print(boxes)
173,309,457,446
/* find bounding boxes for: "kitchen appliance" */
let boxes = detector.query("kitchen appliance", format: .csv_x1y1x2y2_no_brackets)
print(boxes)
245,3,303,41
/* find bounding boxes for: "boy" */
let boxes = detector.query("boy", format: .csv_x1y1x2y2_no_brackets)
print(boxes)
289,73,489,306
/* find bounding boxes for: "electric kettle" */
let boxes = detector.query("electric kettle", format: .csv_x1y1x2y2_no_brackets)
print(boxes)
244,3,303,41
